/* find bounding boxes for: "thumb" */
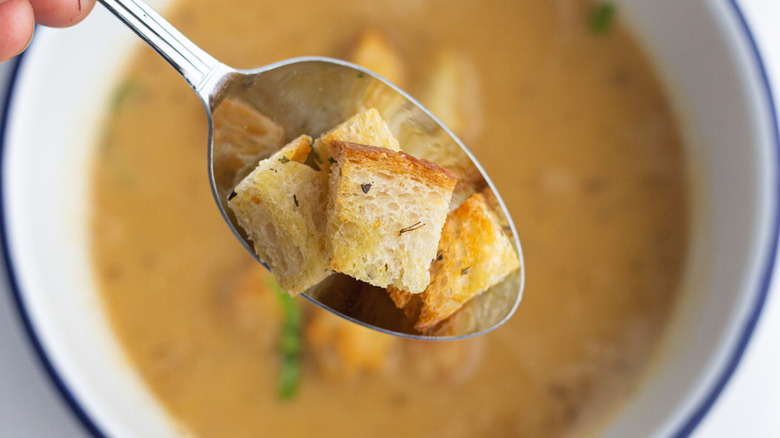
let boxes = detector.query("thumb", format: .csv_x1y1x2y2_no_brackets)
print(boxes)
29,0,96,28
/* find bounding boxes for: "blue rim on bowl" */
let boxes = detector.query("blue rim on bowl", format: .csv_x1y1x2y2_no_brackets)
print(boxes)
1,1,778,436
0,48,105,437
664,4,780,436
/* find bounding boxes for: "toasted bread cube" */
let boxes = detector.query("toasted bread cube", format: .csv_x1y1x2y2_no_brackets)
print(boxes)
327,140,457,293
416,50,483,145
387,285,420,317
313,108,400,166
212,97,285,196
349,30,405,87
399,337,484,385
305,308,397,381
228,135,329,295
390,189,520,331
222,264,283,351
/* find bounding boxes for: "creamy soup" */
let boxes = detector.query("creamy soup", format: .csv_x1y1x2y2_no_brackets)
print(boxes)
91,0,688,436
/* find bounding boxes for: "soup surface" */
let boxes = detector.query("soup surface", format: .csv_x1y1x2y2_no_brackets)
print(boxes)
91,0,688,436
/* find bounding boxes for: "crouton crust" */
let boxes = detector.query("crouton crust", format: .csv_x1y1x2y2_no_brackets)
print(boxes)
326,140,457,293
313,108,400,165
329,141,457,190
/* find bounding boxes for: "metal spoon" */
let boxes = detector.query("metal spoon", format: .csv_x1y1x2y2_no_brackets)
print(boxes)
99,0,524,339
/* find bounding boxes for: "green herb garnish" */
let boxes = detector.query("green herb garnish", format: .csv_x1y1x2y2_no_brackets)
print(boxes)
293,194,299,207
269,279,303,401
279,156,290,164
110,81,138,112
589,2,616,35
329,157,336,164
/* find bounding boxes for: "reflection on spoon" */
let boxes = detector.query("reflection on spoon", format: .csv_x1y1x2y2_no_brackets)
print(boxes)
98,0,525,339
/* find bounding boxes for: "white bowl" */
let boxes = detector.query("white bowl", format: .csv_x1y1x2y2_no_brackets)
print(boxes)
1,0,777,436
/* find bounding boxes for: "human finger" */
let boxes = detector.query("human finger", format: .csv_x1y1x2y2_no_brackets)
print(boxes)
0,0,35,63
29,0,95,28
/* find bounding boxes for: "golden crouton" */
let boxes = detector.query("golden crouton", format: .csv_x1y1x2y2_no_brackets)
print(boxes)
348,30,405,87
327,140,457,294
312,108,400,166
304,308,397,381
399,337,484,385
221,263,282,351
212,97,285,197
416,49,484,145
228,135,330,295
390,189,521,331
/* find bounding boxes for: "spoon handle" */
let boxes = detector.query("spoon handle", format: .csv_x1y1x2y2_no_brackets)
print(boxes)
98,0,225,97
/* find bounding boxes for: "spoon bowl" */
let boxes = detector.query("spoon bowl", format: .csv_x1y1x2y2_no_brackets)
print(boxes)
100,0,524,339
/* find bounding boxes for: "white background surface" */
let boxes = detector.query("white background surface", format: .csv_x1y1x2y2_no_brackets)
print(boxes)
1,1,779,436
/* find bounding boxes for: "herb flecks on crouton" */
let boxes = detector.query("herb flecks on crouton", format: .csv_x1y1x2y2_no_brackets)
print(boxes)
229,135,330,295
389,189,520,331
327,140,457,294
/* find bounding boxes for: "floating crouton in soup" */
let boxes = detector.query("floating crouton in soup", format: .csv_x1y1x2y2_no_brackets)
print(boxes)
349,30,405,87
416,49,483,145
228,135,329,295
305,308,397,381
390,189,520,331
312,108,400,166
327,140,457,293
222,264,283,351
